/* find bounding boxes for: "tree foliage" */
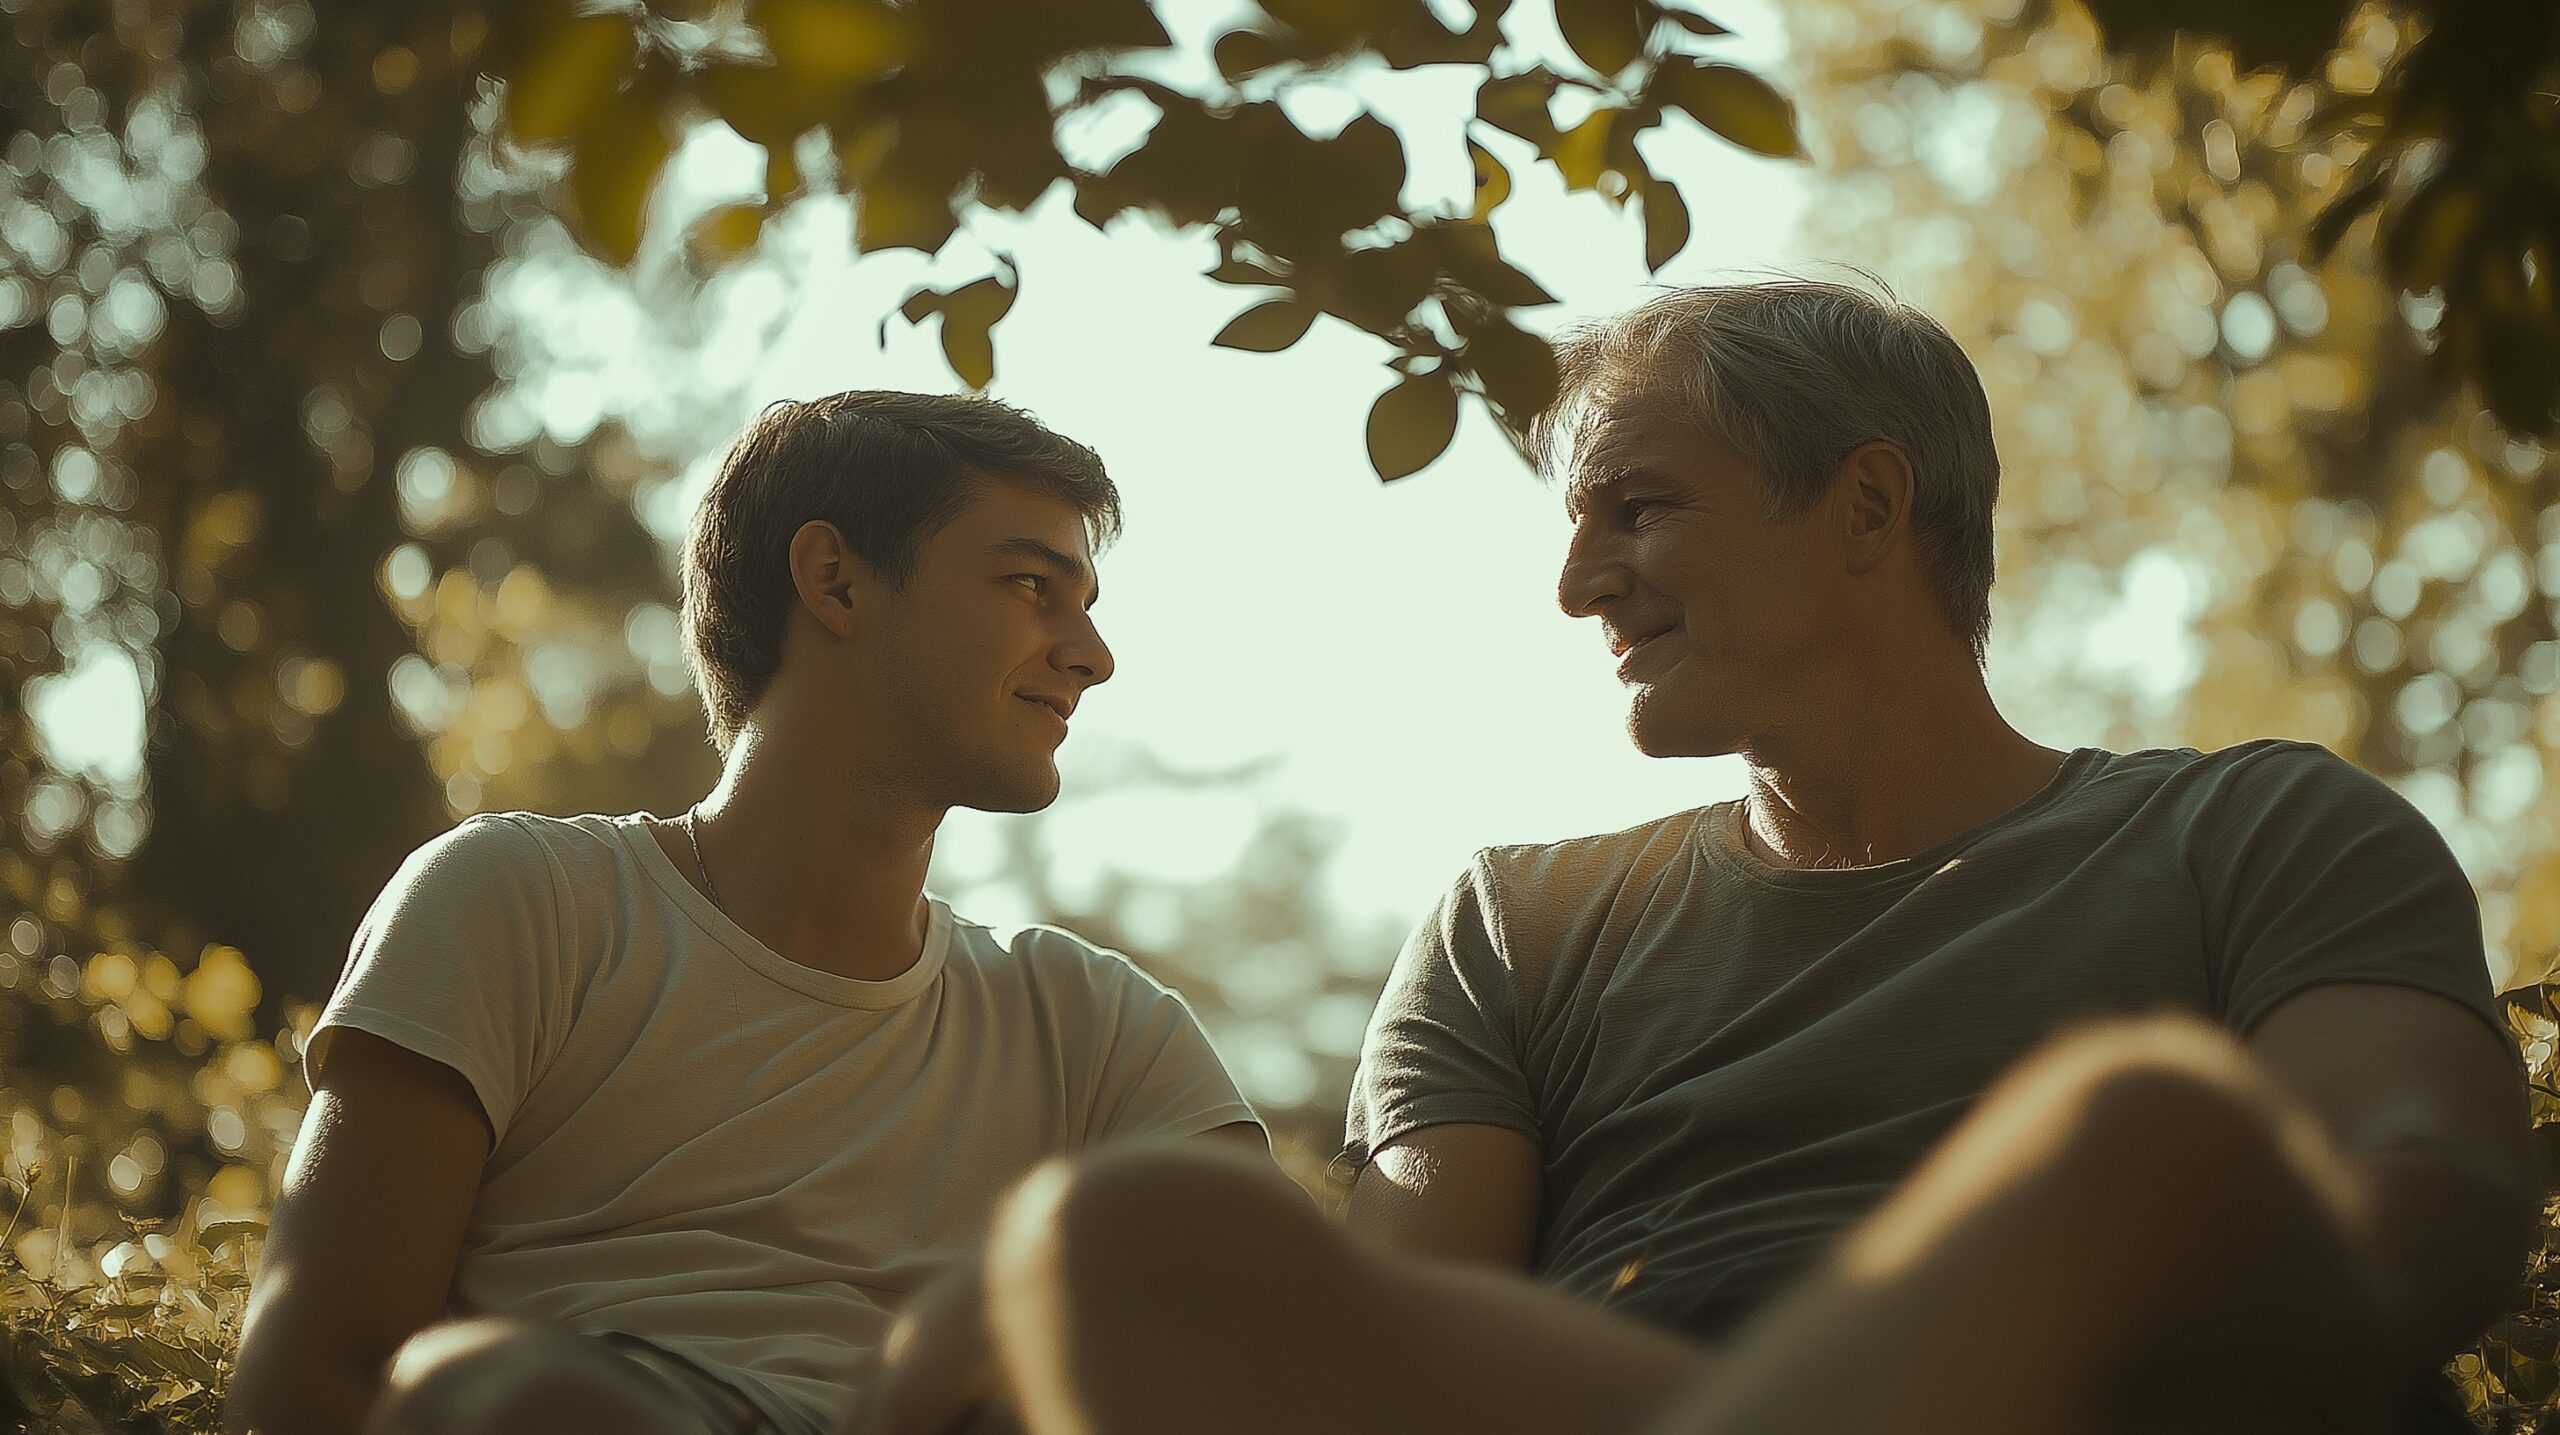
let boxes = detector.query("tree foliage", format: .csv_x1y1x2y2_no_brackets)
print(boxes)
3,0,2559,1430
526,0,2557,462
2081,0,2560,437
492,0,1810,482
1786,0,2558,1419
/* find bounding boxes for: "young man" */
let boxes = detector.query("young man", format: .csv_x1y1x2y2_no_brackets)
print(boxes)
225,393,1263,1435
952,281,2534,1435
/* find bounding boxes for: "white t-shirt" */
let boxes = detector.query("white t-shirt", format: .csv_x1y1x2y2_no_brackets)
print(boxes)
309,811,1259,1433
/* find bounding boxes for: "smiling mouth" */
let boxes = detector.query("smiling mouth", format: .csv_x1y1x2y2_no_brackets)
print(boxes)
1019,695,1070,723
1614,629,1672,659
1614,629,1675,676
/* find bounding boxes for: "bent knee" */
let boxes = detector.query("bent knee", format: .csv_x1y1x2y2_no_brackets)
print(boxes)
985,1145,1370,1428
986,1142,1358,1355
2012,1016,2335,1225
992,1143,1327,1290
367,1317,659,1435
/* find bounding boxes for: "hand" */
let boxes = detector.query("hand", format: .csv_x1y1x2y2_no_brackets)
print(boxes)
837,1262,1002,1435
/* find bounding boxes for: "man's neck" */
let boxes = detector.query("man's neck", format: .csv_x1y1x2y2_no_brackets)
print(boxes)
1738,667,2064,871
676,727,942,983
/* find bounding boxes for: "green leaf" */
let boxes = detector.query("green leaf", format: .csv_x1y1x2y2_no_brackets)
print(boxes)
748,0,910,88
1642,175,1690,271
854,170,962,255
1326,112,1410,230
1214,28,1293,83
127,1334,220,1388
2381,172,2478,295
1212,298,1319,352
1664,7,1730,38
937,274,1018,389
1463,316,1562,438
1367,371,1461,481
1206,247,1289,287
686,202,767,271
1556,0,1652,78
1657,59,1802,158
2306,156,2395,258
1438,224,1557,308
763,141,804,203
1469,140,1512,221
1370,3,1494,68
1550,109,1622,192
1333,241,1442,333
499,10,639,148
195,1220,264,1249
566,70,677,266
1476,70,1562,151
1065,0,1176,51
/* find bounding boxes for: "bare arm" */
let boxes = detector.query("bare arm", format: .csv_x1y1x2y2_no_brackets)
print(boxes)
2247,982,2538,1379
1345,1122,1541,1268
224,1029,494,1435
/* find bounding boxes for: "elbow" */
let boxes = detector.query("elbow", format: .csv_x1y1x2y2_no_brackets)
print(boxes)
2360,1145,2544,1371
224,1311,392,1435
2475,1139,2544,1318
224,1337,317,1435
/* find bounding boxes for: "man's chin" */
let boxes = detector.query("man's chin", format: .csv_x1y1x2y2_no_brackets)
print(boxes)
1625,696,1736,759
957,764,1063,815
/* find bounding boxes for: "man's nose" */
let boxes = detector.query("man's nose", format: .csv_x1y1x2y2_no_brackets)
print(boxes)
1558,525,1627,619
1061,614,1114,687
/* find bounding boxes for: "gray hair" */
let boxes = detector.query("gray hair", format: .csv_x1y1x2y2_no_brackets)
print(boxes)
1532,276,1999,665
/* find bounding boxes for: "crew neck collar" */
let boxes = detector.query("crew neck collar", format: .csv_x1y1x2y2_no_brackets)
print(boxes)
1701,748,2107,891
614,812,951,1010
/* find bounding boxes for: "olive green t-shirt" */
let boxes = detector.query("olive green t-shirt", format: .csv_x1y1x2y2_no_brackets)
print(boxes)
1339,741,2503,1339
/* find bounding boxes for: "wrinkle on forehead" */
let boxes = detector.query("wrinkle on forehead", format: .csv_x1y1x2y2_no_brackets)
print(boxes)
1558,387,1689,518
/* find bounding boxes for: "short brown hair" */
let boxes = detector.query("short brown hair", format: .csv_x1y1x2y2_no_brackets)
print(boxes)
682,392,1122,750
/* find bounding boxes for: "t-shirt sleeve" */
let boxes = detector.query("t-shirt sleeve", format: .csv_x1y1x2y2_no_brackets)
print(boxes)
1076,947,1262,1145
308,814,574,1147
2192,742,2502,1041
1337,855,1539,1179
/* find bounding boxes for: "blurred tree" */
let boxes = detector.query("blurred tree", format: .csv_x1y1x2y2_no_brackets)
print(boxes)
1781,0,2557,1419
2080,0,2560,437
0,1,716,1014
0,7,728,1385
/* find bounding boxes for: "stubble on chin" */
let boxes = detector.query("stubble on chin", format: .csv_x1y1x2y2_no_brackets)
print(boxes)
1623,685,1739,761
1625,683,1680,756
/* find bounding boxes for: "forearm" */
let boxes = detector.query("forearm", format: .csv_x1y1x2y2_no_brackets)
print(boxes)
223,1355,383,1435
848,1257,999,1435
2336,1149,2539,1379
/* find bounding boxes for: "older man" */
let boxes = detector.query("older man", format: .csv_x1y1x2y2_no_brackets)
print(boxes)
943,280,2532,1435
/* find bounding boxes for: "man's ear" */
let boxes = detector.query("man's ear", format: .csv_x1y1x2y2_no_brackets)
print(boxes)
788,520,869,639
1833,442,1915,578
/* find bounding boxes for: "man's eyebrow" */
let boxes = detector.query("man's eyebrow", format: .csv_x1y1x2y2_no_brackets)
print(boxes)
988,536,1101,608
1563,462,1663,521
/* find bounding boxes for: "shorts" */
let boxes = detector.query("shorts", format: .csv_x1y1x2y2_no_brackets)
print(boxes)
597,1331,791,1435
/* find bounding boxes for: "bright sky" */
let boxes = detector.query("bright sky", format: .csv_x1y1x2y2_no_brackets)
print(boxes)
33,1,2190,940
5,0,1813,946
641,0,1809,929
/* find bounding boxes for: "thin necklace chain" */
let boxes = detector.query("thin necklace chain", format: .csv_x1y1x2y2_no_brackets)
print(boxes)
683,806,724,914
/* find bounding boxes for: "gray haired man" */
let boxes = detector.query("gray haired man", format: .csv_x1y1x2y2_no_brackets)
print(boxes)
871,280,2534,1435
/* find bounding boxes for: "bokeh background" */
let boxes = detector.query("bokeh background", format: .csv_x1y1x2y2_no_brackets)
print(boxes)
3,0,2558,1429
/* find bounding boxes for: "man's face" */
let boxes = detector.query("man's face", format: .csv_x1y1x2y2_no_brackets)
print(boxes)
854,477,1113,813
1556,391,1847,758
